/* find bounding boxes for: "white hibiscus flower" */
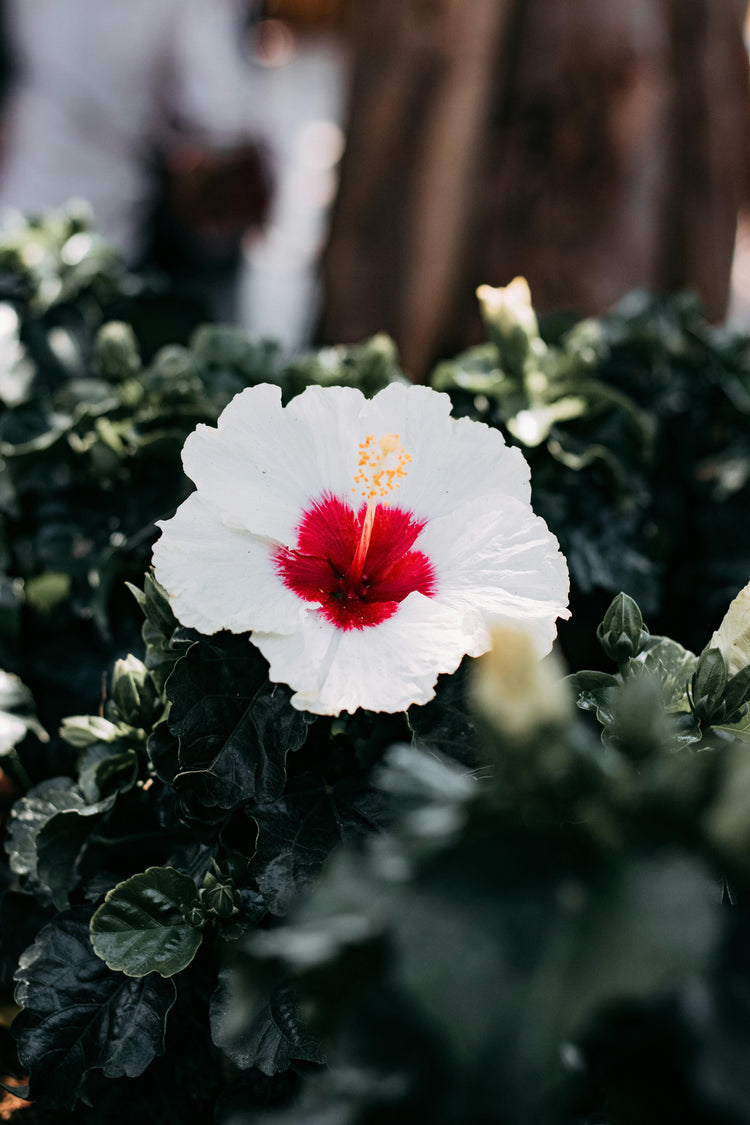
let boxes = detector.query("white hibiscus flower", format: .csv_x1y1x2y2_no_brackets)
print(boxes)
152,382,570,715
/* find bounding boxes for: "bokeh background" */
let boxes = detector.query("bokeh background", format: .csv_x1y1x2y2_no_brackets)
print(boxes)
2,0,750,378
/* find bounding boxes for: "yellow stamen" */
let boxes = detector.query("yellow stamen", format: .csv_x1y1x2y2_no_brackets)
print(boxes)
352,432,411,502
348,432,412,585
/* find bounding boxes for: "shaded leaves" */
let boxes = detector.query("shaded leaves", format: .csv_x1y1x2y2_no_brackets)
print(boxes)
90,866,202,978
166,635,312,811
13,907,176,1108
250,771,389,917
210,971,325,1074
6,777,115,907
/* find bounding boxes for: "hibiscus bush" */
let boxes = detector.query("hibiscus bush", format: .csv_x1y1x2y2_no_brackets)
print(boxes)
6,583,750,1124
3,208,750,1122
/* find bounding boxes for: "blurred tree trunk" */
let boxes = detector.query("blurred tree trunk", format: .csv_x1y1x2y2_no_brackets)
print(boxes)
320,0,750,380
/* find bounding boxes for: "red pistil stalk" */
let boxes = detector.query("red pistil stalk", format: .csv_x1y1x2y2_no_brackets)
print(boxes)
347,497,377,590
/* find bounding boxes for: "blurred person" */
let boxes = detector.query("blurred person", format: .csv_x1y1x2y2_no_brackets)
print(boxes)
237,0,350,347
0,0,271,293
321,0,750,380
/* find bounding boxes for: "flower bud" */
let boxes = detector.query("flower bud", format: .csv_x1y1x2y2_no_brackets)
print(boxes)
111,654,160,729
60,714,123,748
597,593,645,665
689,647,728,724
199,870,240,920
94,321,140,382
476,278,539,339
470,625,571,742
476,278,541,376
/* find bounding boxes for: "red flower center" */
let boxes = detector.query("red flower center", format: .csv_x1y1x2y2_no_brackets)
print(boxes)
274,493,436,631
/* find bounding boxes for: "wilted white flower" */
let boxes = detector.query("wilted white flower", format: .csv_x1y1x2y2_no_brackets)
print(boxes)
708,580,750,677
153,382,569,715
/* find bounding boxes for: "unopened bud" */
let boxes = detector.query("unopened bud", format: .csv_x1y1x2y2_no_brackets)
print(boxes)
470,626,570,742
60,714,123,748
477,278,539,340
597,593,645,665
690,647,728,724
476,278,542,376
199,871,240,920
111,654,159,728
94,322,140,381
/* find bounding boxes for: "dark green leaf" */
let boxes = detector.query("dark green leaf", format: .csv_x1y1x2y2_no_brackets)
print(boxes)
14,907,176,1108
90,866,202,977
35,810,97,910
406,662,476,766
568,671,620,727
147,719,179,785
168,636,311,809
78,744,139,803
722,665,750,719
635,634,698,711
6,778,113,885
210,971,324,1074
251,773,388,916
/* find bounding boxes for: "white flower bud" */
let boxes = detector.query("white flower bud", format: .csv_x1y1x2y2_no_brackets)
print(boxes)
476,277,539,339
470,625,571,741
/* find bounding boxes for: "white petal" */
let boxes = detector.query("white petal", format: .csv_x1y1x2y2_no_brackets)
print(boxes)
0,711,29,754
286,383,368,492
709,580,750,676
152,492,306,635
181,383,366,544
253,592,477,715
355,382,531,519
419,495,570,656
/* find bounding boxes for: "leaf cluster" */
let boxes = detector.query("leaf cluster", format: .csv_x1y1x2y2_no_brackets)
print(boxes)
1,224,750,1124
6,583,750,1124
3,575,465,1120
433,290,750,662
215,594,750,1125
